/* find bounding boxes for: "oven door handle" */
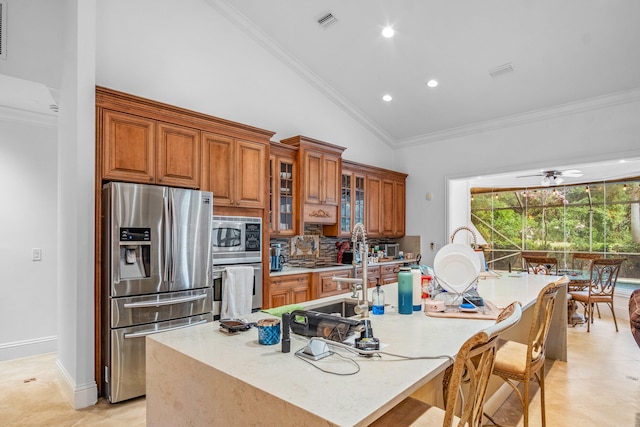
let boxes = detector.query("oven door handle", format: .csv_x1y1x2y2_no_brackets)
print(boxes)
123,293,208,309
124,319,208,339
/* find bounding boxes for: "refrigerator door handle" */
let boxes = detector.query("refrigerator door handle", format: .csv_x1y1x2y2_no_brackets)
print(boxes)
170,191,177,284
163,193,171,283
123,319,208,339
123,293,208,309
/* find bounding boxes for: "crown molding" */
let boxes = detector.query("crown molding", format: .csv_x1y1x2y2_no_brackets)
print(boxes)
0,104,58,128
204,1,640,151
396,87,640,148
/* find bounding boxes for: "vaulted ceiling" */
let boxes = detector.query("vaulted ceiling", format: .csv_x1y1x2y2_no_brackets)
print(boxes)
213,0,640,147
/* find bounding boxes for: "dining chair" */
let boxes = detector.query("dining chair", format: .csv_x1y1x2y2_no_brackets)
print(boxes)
523,256,559,275
490,277,568,427
569,258,624,332
370,302,523,427
569,253,601,291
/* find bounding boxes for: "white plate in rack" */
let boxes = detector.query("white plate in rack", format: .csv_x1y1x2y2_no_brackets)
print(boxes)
433,243,480,293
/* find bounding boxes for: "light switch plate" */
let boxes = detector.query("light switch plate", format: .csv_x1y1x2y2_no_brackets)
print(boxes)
32,248,42,261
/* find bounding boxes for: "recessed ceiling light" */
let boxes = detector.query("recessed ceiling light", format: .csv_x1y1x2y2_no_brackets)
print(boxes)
382,94,392,102
382,27,395,38
426,79,438,88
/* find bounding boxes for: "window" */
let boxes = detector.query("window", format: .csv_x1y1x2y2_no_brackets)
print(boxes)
471,180,640,291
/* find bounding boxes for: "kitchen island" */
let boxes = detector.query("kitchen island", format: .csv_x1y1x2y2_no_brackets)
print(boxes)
145,272,566,426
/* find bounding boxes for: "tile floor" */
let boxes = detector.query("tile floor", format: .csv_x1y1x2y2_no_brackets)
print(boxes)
1,313,639,426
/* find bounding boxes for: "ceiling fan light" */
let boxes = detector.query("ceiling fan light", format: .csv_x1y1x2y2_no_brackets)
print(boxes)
554,176,564,185
541,176,551,186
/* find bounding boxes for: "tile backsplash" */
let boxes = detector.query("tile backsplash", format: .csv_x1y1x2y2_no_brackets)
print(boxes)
270,224,400,268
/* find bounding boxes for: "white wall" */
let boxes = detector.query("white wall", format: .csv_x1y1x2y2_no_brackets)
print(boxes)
0,113,58,360
397,97,640,266
0,0,63,89
94,0,395,169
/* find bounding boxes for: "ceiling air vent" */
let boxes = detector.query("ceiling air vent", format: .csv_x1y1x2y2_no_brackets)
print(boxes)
489,62,514,78
0,0,7,60
317,12,338,29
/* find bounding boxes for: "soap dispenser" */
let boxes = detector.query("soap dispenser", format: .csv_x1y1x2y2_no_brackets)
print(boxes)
372,279,385,315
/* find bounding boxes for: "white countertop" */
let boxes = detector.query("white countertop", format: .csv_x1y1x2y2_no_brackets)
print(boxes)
147,271,565,426
270,258,419,277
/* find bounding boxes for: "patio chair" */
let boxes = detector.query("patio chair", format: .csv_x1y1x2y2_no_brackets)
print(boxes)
569,258,624,332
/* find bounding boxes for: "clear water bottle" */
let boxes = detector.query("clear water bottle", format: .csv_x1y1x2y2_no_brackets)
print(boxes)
398,267,413,314
372,280,385,315
411,266,422,311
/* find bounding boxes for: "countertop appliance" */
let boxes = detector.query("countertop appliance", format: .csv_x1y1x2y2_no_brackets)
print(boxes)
212,215,263,317
101,182,213,403
270,243,284,272
384,244,400,259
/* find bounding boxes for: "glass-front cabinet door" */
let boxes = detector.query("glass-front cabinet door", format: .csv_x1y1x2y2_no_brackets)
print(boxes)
269,143,297,236
325,163,365,237
340,173,352,234
278,161,294,233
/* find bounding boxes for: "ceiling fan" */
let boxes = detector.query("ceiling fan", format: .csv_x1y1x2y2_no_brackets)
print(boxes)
516,169,583,186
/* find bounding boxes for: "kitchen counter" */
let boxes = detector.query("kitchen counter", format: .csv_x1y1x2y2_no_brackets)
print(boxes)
146,272,566,426
270,258,420,277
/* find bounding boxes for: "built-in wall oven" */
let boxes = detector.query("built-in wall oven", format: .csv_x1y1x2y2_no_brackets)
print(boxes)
212,215,263,318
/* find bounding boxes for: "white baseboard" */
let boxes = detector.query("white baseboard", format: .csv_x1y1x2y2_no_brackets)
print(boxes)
56,358,98,409
0,336,57,361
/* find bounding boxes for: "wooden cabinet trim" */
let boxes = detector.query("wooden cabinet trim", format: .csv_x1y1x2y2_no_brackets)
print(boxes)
97,86,275,143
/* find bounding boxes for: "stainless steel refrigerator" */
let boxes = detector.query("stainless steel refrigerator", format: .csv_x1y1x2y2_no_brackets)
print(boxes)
101,182,213,403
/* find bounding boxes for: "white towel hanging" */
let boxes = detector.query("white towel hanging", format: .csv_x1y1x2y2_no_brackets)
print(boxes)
221,266,254,319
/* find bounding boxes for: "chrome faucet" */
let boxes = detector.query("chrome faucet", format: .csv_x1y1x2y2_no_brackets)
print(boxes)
332,223,369,318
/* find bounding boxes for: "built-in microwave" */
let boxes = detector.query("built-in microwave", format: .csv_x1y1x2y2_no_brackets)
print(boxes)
212,215,262,265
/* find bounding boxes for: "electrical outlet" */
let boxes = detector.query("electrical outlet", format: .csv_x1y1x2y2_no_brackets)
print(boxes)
32,248,42,261
430,242,435,251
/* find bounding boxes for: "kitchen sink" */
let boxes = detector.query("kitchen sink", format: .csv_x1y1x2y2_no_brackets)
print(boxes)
306,298,369,317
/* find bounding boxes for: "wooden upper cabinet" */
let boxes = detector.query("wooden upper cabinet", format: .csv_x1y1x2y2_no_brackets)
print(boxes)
156,122,200,188
381,179,395,236
201,132,266,208
281,136,344,206
393,179,406,237
281,136,345,229
102,111,200,187
365,169,407,238
102,110,156,183
298,147,341,206
97,86,275,192
321,152,341,205
366,175,382,236
236,139,266,207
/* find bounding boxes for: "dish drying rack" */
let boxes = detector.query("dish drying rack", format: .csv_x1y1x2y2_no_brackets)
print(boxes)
432,226,482,310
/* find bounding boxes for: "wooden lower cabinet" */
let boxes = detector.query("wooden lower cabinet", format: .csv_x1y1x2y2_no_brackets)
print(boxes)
380,264,400,285
314,269,353,299
356,265,381,288
267,273,310,308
